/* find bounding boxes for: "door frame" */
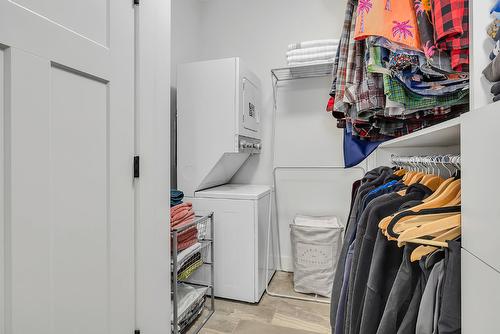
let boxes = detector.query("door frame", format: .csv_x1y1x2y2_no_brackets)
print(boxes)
135,0,171,333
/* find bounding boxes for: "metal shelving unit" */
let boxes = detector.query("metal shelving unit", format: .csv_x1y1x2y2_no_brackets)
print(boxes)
171,213,215,334
271,61,334,82
267,62,342,304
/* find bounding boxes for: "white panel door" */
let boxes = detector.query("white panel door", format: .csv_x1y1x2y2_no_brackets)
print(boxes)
0,1,135,334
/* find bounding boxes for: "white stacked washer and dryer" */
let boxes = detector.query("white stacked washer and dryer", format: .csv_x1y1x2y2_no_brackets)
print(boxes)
177,57,275,303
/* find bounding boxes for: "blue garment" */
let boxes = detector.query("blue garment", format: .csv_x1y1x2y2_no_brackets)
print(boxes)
368,180,399,196
343,128,385,168
363,182,405,209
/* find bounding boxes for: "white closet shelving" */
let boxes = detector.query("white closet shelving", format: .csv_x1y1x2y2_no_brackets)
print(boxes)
379,117,461,149
370,117,462,171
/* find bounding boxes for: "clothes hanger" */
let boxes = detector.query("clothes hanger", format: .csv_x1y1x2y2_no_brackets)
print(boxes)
419,156,445,191
418,156,434,183
401,157,419,185
393,161,407,177
397,214,461,247
394,169,406,177
403,170,416,185
409,172,425,184
392,212,459,235
379,180,461,232
385,205,461,240
422,155,456,202
422,176,444,192
406,158,425,184
422,177,455,203
410,226,461,262
445,191,461,207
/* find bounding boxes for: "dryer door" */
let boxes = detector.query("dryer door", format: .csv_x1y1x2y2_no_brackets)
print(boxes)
241,77,260,137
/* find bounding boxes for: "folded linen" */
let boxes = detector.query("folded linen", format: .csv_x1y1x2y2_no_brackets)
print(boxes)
178,252,202,272
172,208,194,223
176,227,198,251
171,202,192,215
286,45,337,58
171,189,184,199
172,283,207,322
178,297,205,332
287,51,336,64
172,215,195,229
288,39,339,51
177,257,203,281
176,242,202,265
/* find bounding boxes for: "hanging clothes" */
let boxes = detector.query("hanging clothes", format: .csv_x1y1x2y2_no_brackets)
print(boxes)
330,163,462,334
347,184,432,334
330,166,393,332
328,0,469,167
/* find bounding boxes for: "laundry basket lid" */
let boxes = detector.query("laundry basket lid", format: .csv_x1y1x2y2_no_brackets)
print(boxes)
293,215,342,228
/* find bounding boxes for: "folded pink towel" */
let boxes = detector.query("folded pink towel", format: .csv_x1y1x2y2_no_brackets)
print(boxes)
171,202,192,215
171,208,194,222
172,215,195,229
173,226,198,251
178,238,197,252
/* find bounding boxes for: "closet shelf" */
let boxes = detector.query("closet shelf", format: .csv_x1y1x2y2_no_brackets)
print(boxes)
271,61,334,81
379,117,461,149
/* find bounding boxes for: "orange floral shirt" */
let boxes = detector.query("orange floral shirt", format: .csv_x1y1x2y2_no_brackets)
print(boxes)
354,0,421,51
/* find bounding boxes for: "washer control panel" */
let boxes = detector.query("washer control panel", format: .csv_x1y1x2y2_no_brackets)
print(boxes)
238,135,262,154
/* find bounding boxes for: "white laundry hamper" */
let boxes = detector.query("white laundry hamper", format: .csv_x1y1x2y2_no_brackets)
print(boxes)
290,215,344,297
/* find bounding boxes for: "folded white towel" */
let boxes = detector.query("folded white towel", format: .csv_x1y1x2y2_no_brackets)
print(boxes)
286,45,337,58
287,51,336,63
288,39,340,51
287,59,335,67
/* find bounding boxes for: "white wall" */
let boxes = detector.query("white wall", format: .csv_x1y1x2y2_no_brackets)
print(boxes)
197,0,347,185
172,0,352,271
196,0,350,271
171,0,203,85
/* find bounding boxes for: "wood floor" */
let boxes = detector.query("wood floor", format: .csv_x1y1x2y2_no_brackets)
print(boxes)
188,271,331,334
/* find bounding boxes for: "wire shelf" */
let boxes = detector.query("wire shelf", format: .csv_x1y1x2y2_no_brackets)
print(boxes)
171,212,215,334
271,61,334,82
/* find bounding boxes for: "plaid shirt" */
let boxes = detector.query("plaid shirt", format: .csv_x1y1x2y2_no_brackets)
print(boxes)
373,109,462,137
338,4,386,118
432,0,469,70
343,7,359,106
331,0,355,113
383,74,469,109
344,37,386,114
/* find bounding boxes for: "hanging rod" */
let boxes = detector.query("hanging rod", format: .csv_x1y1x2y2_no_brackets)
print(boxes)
391,155,461,176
